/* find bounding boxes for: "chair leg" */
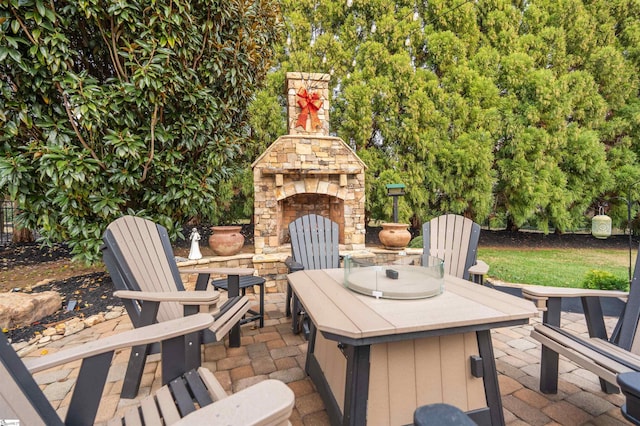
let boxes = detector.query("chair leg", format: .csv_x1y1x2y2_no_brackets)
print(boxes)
291,294,301,334
286,284,292,317
122,343,151,398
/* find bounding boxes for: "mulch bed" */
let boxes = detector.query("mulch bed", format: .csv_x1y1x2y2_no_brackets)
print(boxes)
1,243,120,343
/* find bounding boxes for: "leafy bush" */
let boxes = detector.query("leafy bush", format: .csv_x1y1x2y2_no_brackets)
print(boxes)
408,236,423,249
581,270,628,292
0,0,282,263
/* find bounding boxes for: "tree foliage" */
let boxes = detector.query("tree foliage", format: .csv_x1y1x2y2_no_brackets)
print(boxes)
0,0,282,262
249,0,640,232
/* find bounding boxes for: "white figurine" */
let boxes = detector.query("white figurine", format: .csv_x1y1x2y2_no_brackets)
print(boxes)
188,228,203,260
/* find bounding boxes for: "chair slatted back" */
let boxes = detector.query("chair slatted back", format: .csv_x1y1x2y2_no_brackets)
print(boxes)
616,245,640,353
422,214,480,280
0,333,60,426
289,214,340,270
102,215,185,324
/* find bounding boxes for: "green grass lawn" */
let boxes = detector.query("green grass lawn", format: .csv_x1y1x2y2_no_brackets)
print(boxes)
478,247,635,288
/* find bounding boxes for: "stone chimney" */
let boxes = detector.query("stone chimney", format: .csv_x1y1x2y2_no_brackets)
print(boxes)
286,72,330,136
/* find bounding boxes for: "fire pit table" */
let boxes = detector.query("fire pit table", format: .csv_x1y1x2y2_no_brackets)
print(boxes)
287,267,537,426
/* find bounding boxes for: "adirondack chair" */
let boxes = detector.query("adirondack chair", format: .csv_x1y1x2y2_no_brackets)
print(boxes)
422,214,489,283
0,314,295,426
101,215,252,398
523,244,640,395
285,214,340,335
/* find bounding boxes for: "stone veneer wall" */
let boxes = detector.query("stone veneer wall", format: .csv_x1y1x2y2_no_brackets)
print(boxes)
252,135,366,254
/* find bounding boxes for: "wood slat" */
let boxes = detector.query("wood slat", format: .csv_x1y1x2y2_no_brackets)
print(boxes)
184,370,214,410
464,331,486,410
197,366,228,401
387,340,418,425
139,395,163,426
107,417,122,426
414,336,444,407
123,407,143,426
155,385,181,424
212,297,251,341
169,376,196,417
368,343,391,424
441,334,469,409
314,332,347,412
531,326,634,384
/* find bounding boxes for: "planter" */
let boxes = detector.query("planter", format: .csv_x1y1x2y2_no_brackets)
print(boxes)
208,226,245,256
378,223,411,250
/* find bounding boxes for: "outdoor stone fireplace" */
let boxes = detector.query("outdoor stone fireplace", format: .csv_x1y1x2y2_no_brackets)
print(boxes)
252,72,367,254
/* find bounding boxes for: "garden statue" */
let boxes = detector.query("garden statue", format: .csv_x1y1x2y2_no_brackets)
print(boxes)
188,228,202,260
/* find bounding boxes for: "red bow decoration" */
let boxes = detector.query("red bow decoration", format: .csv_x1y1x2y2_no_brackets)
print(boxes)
296,87,323,130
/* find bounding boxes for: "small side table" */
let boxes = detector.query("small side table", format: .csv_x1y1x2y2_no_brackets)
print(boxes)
211,276,265,328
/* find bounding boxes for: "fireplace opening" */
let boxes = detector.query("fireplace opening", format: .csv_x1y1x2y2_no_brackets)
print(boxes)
279,194,345,245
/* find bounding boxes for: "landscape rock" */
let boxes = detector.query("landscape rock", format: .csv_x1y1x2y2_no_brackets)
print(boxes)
104,310,123,320
63,318,85,336
42,327,58,337
84,313,105,327
0,291,62,329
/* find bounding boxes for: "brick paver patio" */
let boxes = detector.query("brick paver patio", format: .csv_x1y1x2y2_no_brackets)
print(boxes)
19,291,631,425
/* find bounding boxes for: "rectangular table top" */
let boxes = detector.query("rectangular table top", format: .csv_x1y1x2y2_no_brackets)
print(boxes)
288,269,538,343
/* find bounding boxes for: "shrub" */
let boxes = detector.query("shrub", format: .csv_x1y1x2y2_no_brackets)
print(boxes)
0,0,282,263
408,236,423,249
581,270,628,292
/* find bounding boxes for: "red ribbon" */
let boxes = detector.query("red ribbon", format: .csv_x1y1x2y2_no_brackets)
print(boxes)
296,87,323,130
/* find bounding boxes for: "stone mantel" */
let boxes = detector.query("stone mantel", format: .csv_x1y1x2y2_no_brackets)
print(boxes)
259,168,363,175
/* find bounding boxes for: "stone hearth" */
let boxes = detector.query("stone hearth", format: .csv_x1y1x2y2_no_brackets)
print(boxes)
252,73,367,254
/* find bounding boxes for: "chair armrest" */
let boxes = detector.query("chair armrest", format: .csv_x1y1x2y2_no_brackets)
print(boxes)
468,259,489,275
522,286,628,299
522,286,627,308
285,256,305,273
179,267,255,276
174,379,295,426
24,313,214,373
114,290,220,304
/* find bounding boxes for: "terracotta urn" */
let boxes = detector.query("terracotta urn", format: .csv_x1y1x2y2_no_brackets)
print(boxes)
378,223,412,250
208,226,244,256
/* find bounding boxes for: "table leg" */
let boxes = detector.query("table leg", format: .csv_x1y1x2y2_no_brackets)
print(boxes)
343,344,371,426
476,329,505,426
227,274,241,347
540,297,561,394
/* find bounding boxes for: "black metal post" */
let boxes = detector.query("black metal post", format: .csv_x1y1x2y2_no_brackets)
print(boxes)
392,196,399,223
627,182,640,285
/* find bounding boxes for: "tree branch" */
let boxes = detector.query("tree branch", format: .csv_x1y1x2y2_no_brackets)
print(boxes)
11,9,36,44
140,103,159,182
55,82,106,170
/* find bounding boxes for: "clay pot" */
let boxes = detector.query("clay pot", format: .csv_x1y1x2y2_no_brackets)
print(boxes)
378,223,412,250
208,226,244,256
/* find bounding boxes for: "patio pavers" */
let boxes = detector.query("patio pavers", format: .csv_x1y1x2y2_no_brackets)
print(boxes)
19,291,631,425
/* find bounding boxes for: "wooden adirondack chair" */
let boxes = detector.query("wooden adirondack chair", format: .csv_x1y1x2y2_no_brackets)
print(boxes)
0,314,295,426
523,244,640,396
285,214,340,335
422,214,489,283
101,215,252,398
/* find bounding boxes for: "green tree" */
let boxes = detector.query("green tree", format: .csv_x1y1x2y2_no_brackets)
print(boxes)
250,0,638,233
0,0,282,262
